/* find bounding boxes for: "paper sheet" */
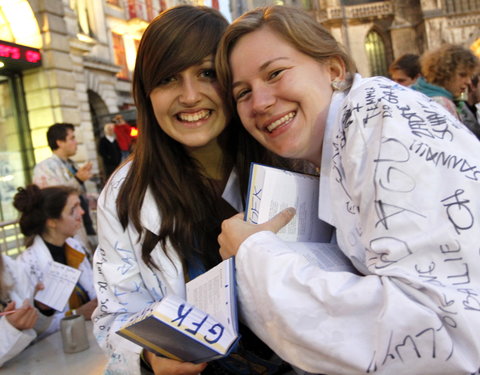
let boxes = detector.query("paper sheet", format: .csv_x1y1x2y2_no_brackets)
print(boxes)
35,261,81,311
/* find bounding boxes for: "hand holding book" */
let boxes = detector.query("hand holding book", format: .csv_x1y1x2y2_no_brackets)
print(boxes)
117,258,238,363
143,350,208,374
220,163,356,273
218,208,296,260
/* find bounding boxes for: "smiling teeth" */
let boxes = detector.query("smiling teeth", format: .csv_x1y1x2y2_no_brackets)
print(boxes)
266,112,295,132
178,110,210,122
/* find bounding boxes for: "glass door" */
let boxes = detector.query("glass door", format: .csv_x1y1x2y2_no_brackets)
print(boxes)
0,73,34,221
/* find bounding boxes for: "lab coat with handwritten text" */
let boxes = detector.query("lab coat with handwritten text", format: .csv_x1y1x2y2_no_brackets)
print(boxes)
235,75,480,375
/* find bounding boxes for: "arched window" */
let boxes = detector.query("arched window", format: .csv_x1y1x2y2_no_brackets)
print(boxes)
365,30,388,77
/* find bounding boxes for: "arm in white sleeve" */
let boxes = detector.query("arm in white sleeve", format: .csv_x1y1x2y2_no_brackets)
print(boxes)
0,316,36,367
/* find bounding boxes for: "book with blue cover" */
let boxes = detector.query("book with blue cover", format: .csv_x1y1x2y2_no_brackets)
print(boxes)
117,257,238,363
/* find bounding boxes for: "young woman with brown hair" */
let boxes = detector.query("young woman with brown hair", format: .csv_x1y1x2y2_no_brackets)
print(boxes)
92,5,294,375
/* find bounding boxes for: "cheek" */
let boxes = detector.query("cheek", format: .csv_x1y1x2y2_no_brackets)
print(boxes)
236,104,252,129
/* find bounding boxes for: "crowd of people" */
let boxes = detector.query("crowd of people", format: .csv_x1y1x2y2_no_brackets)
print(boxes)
1,4,479,375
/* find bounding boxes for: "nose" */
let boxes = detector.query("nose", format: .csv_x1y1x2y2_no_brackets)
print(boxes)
251,85,275,114
179,77,202,105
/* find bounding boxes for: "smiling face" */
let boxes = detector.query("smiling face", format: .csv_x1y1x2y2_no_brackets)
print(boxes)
149,56,228,151
230,26,339,165
444,65,474,97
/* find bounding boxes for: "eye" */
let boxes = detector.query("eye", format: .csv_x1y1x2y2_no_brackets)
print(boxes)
201,68,217,79
158,76,176,86
268,69,285,80
234,88,251,101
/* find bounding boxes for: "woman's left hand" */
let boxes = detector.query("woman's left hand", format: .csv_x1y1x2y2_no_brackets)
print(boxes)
218,208,296,259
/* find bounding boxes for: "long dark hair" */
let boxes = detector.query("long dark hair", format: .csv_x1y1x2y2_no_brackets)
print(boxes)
117,5,290,270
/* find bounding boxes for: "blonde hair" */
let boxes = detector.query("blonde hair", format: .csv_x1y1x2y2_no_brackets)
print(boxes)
216,5,356,108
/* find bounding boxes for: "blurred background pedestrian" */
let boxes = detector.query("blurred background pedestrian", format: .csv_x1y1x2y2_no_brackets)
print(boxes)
411,43,479,135
98,122,122,180
388,53,421,87
112,114,133,161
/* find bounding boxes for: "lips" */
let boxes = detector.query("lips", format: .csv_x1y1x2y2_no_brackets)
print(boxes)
266,111,296,133
177,109,211,123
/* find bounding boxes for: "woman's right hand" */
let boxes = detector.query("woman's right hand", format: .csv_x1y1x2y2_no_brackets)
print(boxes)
5,299,38,330
144,350,208,375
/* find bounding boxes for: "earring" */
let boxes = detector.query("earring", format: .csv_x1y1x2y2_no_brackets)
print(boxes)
331,78,347,91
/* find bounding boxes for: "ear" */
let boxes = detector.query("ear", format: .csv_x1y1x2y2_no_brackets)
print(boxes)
328,57,346,82
46,218,57,230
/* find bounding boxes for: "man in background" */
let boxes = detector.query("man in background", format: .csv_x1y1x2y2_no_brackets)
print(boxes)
98,122,122,180
33,123,96,254
389,53,421,87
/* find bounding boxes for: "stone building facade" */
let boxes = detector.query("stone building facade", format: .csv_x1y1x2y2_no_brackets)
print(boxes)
316,0,480,77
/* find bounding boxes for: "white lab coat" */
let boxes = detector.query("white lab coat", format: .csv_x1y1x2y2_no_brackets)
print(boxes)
235,75,480,374
17,235,96,337
0,255,51,366
92,163,243,375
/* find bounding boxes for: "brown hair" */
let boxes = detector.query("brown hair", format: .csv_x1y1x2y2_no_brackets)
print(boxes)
389,53,421,79
117,5,289,270
420,44,479,87
216,5,356,108
46,123,75,151
13,184,78,247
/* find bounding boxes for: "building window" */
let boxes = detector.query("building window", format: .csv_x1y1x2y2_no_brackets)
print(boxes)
0,73,34,221
112,33,129,80
70,0,93,37
365,30,388,77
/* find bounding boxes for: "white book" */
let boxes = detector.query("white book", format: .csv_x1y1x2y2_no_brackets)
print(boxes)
246,163,357,273
245,163,332,242
117,257,238,363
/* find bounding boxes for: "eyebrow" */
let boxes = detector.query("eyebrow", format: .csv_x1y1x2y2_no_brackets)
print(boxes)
232,56,289,90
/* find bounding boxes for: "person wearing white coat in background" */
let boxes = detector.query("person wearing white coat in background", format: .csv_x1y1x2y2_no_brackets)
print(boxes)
14,185,97,338
0,254,51,367
216,6,480,375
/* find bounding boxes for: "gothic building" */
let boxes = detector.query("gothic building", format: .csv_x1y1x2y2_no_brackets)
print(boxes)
316,0,480,77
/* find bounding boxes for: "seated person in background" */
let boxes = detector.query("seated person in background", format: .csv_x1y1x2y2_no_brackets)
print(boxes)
14,184,97,338
411,44,479,127
388,53,421,86
0,254,51,366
